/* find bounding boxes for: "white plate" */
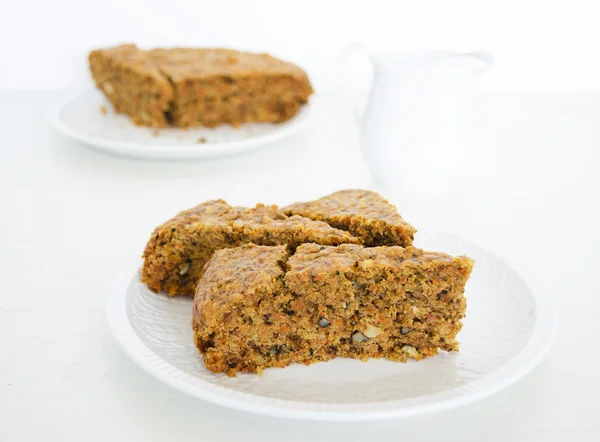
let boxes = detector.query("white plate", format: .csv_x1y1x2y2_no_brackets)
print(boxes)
106,232,556,421
49,90,313,160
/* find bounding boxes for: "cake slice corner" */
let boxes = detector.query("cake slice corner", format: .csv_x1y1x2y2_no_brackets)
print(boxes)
283,189,416,247
88,44,174,127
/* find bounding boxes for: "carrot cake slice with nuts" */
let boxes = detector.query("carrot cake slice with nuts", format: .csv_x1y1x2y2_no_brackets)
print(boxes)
89,44,313,128
142,200,359,296
283,189,416,247
193,243,473,376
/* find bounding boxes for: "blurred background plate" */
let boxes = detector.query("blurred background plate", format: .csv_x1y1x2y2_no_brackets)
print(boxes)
106,231,557,421
49,90,313,160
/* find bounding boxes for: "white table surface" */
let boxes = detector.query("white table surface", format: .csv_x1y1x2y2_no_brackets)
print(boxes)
0,91,598,441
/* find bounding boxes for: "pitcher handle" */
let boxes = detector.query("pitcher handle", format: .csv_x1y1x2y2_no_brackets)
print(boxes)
338,43,377,123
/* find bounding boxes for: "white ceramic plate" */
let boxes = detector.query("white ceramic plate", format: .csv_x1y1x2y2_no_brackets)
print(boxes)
106,232,556,421
49,90,313,160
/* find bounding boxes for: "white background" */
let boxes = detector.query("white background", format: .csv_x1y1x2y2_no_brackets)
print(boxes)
1,1,600,441
2,0,600,92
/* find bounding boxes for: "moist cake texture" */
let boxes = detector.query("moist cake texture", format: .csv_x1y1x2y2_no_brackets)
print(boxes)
141,200,359,296
283,189,416,247
193,243,474,376
89,44,313,128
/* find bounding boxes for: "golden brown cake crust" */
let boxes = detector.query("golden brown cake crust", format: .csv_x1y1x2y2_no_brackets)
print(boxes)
193,243,474,376
141,200,359,296
283,189,416,247
91,44,168,83
89,45,313,128
148,48,311,82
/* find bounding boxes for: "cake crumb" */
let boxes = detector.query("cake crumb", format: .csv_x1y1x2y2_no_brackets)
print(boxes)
152,129,160,137
198,137,207,143
100,105,107,115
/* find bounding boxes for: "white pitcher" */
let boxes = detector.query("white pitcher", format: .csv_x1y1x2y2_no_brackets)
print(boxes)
342,45,494,195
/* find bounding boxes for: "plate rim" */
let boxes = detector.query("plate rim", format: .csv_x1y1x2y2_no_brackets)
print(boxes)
48,90,313,160
106,232,557,421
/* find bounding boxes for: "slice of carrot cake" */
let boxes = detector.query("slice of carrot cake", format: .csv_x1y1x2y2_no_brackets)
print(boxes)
193,243,474,376
283,189,416,247
141,200,359,296
89,44,313,128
